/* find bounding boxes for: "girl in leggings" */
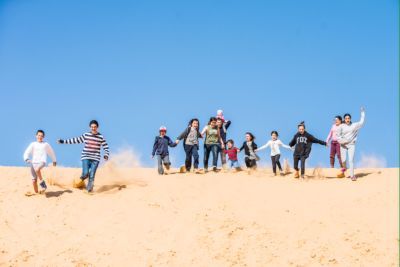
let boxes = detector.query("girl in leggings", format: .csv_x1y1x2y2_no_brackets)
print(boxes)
256,131,292,176
289,122,327,179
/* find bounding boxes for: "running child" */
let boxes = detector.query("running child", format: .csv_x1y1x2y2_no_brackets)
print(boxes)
224,139,241,171
239,132,259,170
23,130,57,194
289,122,327,179
326,116,344,168
152,126,178,175
336,107,366,181
57,120,109,193
256,131,292,176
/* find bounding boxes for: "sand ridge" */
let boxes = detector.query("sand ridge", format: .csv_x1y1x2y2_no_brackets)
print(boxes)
0,166,398,266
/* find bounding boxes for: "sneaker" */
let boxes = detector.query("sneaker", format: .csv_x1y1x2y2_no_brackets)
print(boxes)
87,181,94,192
294,171,300,179
213,167,218,172
179,166,187,173
280,172,285,176
351,176,357,181
194,168,200,174
301,175,305,179
165,164,170,170
39,180,47,190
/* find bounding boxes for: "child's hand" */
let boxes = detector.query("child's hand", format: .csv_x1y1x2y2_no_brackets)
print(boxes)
175,140,179,144
151,155,154,159
104,155,109,161
57,139,64,144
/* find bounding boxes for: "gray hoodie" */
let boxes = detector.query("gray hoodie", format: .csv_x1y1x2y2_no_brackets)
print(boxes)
336,110,365,146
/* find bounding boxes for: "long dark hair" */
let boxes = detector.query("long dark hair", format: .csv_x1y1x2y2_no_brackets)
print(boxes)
188,118,200,130
208,117,217,126
246,132,255,141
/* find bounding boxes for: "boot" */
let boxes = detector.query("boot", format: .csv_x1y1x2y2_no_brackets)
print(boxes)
294,171,300,179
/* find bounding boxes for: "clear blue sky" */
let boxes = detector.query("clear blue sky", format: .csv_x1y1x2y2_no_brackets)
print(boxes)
0,0,398,168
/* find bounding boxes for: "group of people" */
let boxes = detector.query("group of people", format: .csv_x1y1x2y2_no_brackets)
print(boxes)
152,108,366,180
23,108,365,194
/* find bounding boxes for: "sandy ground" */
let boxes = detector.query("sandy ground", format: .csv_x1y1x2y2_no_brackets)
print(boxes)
0,165,398,267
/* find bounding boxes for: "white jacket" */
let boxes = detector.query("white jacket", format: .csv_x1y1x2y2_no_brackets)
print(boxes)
257,139,291,156
337,110,365,146
23,141,57,164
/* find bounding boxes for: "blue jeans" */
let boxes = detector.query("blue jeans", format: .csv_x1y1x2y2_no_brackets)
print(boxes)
184,144,199,171
229,159,239,169
204,144,220,170
81,159,99,191
156,155,171,175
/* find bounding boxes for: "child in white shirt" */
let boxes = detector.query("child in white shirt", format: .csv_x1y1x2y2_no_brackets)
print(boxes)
256,131,292,176
23,130,57,194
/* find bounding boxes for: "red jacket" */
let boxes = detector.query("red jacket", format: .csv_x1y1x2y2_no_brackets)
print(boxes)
224,147,239,161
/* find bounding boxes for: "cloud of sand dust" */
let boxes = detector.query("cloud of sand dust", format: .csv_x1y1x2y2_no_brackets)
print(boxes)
108,146,142,168
357,153,387,168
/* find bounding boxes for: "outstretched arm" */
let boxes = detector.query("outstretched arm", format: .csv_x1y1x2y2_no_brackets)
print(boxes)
58,134,85,144
168,137,178,148
309,134,327,146
279,140,292,150
289,135,296,147
257,141,270,152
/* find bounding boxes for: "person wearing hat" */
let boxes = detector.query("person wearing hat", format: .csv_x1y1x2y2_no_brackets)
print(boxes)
152,126,178,175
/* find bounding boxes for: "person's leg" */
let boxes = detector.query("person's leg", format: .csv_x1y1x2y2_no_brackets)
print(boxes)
245,157,251,168
330,141,336,168
156,155,164,175
30,164,39,193
335,141,343,168
251,159,257,169
340,145,348,170
192,146,200,170
163,155,171,170
184,145,193,171
348,144,356,178
211,144,219,169
300,156,306,177
293,156,300,178
81,159,90,180
35,163,47,192
87,160,99,192
220,149,227,168
271,156,277,174
204,145,211,171
275,154,283,172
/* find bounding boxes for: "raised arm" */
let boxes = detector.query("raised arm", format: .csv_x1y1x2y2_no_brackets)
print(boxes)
353,107,366,130
23,143,33,162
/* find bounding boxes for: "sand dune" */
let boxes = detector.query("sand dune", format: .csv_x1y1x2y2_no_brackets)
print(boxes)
0,166,398,266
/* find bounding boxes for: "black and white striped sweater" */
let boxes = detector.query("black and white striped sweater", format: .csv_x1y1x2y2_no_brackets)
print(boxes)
64,132,109,162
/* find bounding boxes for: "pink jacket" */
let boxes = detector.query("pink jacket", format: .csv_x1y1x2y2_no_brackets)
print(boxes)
326,124,339,143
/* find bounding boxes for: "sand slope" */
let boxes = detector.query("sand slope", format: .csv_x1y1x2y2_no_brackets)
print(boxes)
0,166,398,267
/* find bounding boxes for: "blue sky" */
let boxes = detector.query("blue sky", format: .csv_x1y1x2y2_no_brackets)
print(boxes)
0,0,398,168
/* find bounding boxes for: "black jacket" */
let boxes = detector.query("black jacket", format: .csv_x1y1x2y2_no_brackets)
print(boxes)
239,141,258,157
289,131,326,158
177,127,202,147
218,120,231,143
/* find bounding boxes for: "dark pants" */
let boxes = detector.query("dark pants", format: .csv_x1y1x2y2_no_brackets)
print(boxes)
245,157,257,169
271,154,282,174
204,144,220,170
294,155,307,175
330,141,343,168
220,149,227,166
184,144,199,171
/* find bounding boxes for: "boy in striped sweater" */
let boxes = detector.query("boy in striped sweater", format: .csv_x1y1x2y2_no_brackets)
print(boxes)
58,120,109,193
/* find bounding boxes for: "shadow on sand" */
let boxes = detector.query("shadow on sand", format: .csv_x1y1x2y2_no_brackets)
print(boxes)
96,184,127,193
45,190,73,198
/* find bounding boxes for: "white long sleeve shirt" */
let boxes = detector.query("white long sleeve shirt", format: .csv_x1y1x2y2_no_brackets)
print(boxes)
337,111,365,146
257,139,291,156
23,141,57,164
